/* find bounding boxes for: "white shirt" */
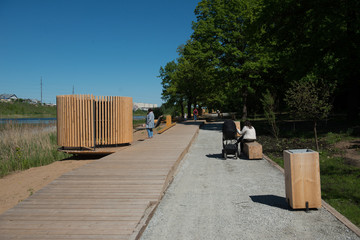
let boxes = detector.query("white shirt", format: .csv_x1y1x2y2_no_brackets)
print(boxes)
237,126,256,140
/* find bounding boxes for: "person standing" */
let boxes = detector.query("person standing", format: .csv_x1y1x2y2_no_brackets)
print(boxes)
146,108,155,138
193,108,198,121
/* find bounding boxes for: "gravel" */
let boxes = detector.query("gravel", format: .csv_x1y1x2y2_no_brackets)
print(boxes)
141,123,360,240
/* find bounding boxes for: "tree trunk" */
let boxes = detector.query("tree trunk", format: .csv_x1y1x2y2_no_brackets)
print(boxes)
198,105,202,116
314,120,319,152
179,99,184,117
241,88,248,121
187,101,192,118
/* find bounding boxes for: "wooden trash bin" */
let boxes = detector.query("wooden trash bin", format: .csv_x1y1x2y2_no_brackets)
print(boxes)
283,149,321,210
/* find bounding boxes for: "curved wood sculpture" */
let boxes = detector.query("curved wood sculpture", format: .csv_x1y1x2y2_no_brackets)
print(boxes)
57,95,133,150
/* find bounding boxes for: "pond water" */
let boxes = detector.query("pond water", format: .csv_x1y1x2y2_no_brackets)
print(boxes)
0,116,146,124
0,118,57,124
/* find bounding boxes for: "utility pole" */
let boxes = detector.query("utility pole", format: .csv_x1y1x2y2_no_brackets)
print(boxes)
72,85,74,95
40,77,43,104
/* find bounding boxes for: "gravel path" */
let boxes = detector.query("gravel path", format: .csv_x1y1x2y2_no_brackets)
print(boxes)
141,123,360,240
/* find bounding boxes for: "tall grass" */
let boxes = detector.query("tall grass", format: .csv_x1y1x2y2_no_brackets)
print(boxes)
0,122,70,177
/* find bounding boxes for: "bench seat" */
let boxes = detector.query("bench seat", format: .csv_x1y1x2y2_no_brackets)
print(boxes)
244,141,263,159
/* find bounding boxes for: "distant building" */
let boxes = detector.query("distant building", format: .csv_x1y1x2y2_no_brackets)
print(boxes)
0,94,18,102
25,98,41,105
133,102,158,111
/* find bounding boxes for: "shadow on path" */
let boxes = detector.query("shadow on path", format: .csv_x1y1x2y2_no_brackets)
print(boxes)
250,195,290,210
200,123,223,131
206,153,223,159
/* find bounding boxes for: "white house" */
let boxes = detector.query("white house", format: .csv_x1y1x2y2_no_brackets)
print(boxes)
0,94,18,102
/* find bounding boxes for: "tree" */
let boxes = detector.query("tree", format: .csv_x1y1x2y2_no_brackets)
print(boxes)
191,0,273,118
284,74,336,151
258,0,360,120
159,61,186,117
261,90,279,140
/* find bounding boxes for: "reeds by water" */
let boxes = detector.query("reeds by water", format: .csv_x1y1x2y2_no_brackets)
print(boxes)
0,122,69,178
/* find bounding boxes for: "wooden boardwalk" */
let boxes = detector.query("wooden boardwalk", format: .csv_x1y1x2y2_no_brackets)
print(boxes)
0,123,200,240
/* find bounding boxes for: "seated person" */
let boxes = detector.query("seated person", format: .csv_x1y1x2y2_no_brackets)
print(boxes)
237,121,256,152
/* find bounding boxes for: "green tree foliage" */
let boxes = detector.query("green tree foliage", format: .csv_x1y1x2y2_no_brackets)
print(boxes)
159,60,186,116
284,74,336,151
191,0,272,118
258,0,360,120
159,0,359,121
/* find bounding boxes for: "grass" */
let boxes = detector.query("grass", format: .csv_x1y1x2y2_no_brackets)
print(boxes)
319,150,360,226
0,101,57,118
253,116,360,228
133,119,145,127
0,122,70,178
133,109,147,116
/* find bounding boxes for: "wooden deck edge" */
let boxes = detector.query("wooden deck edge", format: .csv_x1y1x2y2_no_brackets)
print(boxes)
131,124,202,240
161,125,201,194
262,154,360,237
157,123,177,134
129,201,158,240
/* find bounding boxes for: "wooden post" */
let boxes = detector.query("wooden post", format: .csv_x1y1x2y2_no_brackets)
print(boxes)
166,115,172,127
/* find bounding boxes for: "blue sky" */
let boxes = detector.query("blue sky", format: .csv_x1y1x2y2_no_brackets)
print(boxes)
0,0,200,105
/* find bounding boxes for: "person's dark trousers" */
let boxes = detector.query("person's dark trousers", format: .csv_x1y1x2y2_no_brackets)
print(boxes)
237,137,255,153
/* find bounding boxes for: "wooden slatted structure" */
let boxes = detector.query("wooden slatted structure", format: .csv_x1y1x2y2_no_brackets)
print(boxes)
57,95,133,150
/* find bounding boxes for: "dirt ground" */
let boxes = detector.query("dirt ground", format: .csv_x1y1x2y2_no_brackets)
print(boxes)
334,139,360,167
0,128,152,214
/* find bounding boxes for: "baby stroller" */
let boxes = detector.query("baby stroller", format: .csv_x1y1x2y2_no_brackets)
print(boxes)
222,120,240,159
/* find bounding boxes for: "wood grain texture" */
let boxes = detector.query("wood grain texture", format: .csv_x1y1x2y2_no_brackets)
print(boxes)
284,150,322,209
57,95,133,149
0,123,200,240
244,141,263,159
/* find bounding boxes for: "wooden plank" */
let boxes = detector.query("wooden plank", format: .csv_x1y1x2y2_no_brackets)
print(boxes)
90,95,93,147
0,228,134,235
67,95,70,147
71,95,75,147
96,96,99,146
102,96,105,145
115,96,118,144
80,95,84,146
56,96,60,145
0,232,130,239
106,96,109,145
84,95,88,147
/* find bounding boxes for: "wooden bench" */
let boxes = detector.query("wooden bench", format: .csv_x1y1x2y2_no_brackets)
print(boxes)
244,141,263,159
157,115,176,134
